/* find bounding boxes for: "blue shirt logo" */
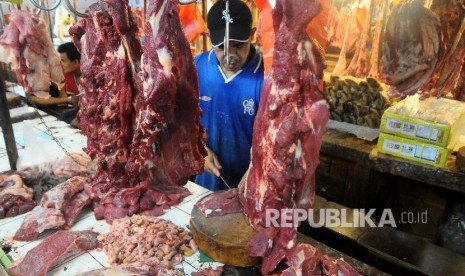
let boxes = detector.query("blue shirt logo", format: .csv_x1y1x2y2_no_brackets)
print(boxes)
243,99,255,115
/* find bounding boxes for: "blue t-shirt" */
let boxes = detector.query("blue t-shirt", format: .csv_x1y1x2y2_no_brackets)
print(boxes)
194,48,264,191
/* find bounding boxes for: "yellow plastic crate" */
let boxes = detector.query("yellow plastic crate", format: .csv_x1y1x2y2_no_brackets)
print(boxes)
377,133,449,168
380,94,465,148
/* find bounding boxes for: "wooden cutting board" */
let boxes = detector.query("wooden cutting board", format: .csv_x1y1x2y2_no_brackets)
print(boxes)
190,198,260,267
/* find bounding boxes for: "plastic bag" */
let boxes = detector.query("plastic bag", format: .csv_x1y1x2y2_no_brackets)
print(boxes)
179,3,208,43
438,214,465,255
53,5,75,42
16,120,63,172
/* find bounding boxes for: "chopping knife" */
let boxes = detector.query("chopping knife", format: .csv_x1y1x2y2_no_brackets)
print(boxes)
219,175,232,190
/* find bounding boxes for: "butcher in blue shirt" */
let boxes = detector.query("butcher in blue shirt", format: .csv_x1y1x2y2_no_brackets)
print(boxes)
195,0,264,191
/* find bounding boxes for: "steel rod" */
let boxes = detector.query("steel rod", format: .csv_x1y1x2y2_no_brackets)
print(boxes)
225,0,230,64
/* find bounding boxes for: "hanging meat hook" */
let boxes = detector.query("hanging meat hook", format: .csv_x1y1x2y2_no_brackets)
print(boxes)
179,0,197,4
29,0,61,12
64,0,88,17
64,0,198,19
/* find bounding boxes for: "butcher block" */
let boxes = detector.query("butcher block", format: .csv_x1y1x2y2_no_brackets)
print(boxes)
190,203,260,267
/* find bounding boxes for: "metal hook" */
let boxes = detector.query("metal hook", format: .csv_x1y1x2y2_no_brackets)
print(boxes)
179,0,197,4
65,0,88,18
29,0,61,12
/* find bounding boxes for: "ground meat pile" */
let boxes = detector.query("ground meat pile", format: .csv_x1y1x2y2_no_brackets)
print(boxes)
98,215,195,270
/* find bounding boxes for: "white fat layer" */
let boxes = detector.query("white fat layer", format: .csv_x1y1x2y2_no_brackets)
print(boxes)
295,250,305,276
315,99,330,108
269,102,277,111
144,160,154,169
117,45,125,58
287,239,294,249
157,47,173,75
269,83,277,97
149,0,167,42
289,143,296,154
267,238,273,248
93,17,104,41
257,179,267,211
269,120,279,143
295,139,302,160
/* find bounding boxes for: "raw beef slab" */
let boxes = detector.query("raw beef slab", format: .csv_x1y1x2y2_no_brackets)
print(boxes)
8,230,99,276
0,10,64,94
70,0,206,223
244,0,329,230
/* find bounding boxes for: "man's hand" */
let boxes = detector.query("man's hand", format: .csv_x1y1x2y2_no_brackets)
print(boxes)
204,147,222,177
67,95,79,106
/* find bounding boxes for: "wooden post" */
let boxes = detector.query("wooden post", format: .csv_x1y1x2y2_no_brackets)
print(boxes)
0,74,18,170
202,0,208,52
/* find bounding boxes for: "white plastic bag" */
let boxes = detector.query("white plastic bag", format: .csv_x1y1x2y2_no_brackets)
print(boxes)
16,120,63,172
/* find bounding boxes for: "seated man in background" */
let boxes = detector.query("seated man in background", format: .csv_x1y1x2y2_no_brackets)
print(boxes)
29,42,81,126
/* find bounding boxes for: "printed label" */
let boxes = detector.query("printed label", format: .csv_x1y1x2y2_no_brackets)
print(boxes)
414,145,422,158
386,118,402,132
431,128,440,142
416,125,432,140
383,139,401,152
422,147,439,162
401,143,416,158
402,123,417,136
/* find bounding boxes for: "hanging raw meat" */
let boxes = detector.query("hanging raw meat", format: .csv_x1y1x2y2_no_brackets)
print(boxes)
343,0,372,77
368,0,388,77
243,0,360,274
331,0,360,76
0,10,64,96
126,0,206,188
329,0,362,53
307,0,330,53
327,5,341,46
454,66,465,101
381,0,442,97
245,0,328,231
70,0,141,214
70,0,205,224
421,0,465,100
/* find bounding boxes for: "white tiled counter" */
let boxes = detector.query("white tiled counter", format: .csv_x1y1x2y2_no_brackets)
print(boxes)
0,114,86,172
0,117,222,275
0,182,220,275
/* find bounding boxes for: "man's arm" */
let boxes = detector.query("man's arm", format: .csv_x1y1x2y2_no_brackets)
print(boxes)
204,146,222,177
29,86,69,106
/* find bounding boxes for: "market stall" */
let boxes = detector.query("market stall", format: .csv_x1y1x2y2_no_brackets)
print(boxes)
1,0,465,275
